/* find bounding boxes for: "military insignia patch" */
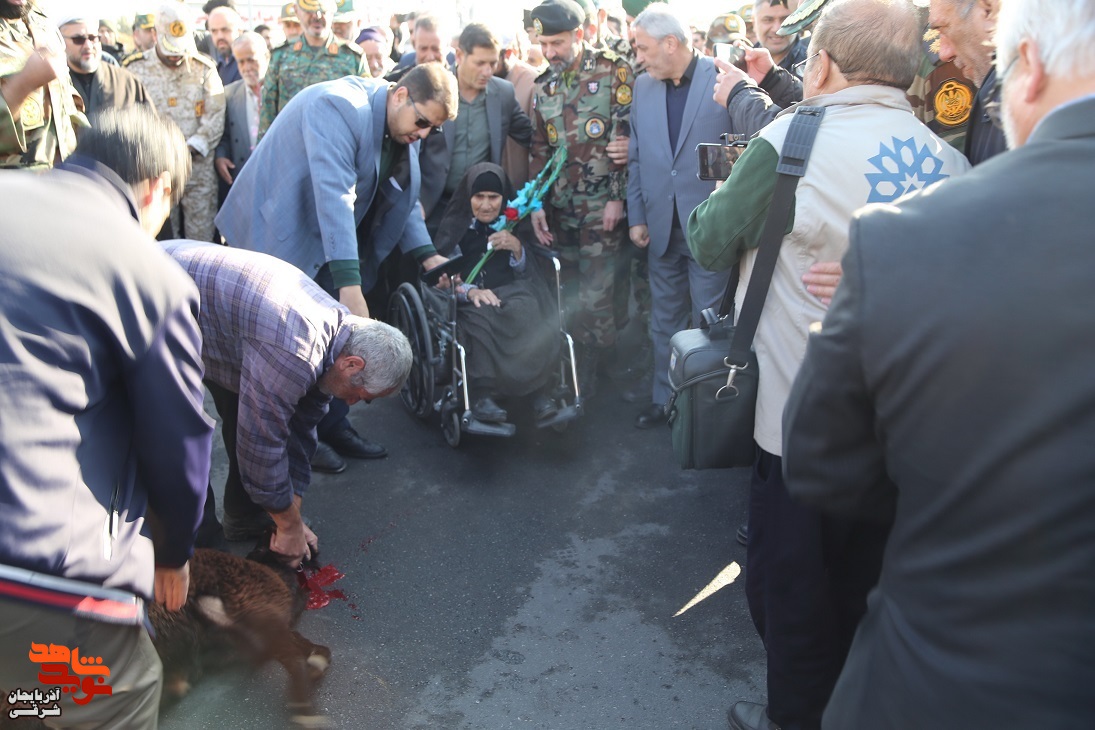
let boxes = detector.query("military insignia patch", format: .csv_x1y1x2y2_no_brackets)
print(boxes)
546,122,559,144
328,43,339,54
615,84,632,105
533,18,543,35
547,80,557,95
616,66,628,84
170,20,186,38
584,117,605,139
933,79,974,127
582,56,594,72
195,100,205,117
587,81,599,94
167,97,177,107
20,95,42,127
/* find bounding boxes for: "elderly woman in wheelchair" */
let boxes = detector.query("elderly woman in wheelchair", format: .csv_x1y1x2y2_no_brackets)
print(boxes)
389,163,579,443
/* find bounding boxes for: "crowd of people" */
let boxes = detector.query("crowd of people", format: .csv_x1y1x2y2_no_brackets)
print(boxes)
1,0,1094,727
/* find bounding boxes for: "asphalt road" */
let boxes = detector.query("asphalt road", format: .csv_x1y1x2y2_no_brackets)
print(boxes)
160,367,764,730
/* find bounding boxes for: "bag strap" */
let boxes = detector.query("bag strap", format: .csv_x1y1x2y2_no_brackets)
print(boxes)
720,106,826,366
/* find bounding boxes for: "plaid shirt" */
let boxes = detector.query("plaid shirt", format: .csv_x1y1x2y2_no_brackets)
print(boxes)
163,241,351,512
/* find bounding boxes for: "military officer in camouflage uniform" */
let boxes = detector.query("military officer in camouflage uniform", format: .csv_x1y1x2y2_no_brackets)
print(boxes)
529,0,634,395
259,0,368,138
0,0,84,168
127,3,224,242
122,13,157,66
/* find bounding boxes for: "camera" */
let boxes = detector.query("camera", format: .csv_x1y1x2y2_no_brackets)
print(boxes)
696,134,749,181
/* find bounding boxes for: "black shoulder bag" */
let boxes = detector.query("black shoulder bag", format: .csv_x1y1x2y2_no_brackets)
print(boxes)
666,106,825,470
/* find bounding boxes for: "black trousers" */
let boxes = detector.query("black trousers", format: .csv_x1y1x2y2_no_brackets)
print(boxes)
206,380,264,520
745,449,890,730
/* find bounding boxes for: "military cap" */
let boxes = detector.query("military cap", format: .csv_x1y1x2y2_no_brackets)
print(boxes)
530,0,584,36
98,19,117,33
737,3,755,24
279,3,297,22
707,13,748,45
156,2,196,56
133,12,156,30
296,0,337,13
333,0,357,22
622,0,665,19
778,0,828,36
523,9,534,30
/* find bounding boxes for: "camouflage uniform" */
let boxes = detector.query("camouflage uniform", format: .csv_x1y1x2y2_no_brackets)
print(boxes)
531,43,634,348
127,50,225,241
907,50,975,152
259,34,368,138
0,10,84,168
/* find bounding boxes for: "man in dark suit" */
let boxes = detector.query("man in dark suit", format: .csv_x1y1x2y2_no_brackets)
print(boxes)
783,0,1095,726
216,65,454,471
60,17,153,118
418,23,533,240
215,31,268,203
625,4,732,428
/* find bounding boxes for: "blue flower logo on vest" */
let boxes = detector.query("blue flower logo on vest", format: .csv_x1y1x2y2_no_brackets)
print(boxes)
865,137,950,203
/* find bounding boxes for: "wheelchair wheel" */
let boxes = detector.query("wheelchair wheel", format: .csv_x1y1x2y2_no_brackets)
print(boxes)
441,399,462,448
387,283,434,419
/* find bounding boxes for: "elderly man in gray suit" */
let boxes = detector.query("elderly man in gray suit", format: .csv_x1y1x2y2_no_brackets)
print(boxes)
784,0,1095,726
418,23,533,241
625,5,733,429
214,31,269,195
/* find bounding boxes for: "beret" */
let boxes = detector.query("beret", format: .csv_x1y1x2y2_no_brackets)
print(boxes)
621,0,664,19
530,0,584,36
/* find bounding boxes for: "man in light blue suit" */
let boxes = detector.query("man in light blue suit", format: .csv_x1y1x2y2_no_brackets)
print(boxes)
626,5,733,429
216,64,455,470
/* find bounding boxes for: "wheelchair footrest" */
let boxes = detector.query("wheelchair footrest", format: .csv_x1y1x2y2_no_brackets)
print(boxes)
463,414,517,437
535,404,581,429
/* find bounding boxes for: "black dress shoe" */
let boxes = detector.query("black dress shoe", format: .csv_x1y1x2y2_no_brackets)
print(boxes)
533,394,558,421
222,511,275,542
310,441,347,473
635,403,667,429
621,374,652,404
736,524,749,546
727,701,779,730
472,396,508,423
324,426,387,459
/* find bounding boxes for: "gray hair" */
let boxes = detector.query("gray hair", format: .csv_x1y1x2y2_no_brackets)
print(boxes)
232,30,269,57
996,0,1095,79
341,316,413,394
632,4,690,45
810,0,922,90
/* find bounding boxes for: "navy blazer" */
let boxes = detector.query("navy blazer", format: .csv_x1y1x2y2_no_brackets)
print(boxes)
216,76,432,293
626,54,733,257
214,79,254,172
417,75,533,217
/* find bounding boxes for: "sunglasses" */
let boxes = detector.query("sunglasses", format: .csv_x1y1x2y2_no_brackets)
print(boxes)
64,34,100,45
406,92,442,133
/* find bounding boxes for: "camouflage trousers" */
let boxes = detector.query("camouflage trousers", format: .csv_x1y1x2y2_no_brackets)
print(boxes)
173,153,217,242
550,213,627,349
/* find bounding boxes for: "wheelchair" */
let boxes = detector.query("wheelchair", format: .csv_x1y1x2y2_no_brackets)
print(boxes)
387,247,583,447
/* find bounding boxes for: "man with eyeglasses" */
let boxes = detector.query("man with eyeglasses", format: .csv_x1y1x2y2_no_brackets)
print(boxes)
258,0,367,139
217,64,455,472
0,0,84,167
59,16,152,119
688,1,970,728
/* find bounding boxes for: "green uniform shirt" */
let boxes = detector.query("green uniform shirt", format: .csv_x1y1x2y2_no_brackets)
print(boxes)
259,33,369,138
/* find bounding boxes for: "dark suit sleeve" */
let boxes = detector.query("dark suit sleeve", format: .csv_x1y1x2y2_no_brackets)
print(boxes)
507,88,534,148
129,291,214,568
215,92,231,160
782,220,896,522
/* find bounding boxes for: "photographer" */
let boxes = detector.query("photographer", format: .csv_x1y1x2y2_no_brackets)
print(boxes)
686,1,970,728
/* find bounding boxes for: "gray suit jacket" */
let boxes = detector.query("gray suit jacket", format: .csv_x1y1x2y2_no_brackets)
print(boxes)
783,97,1095,729
418,75,533,218
215,77,432,293
214,79,253,172
626,55,732,257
